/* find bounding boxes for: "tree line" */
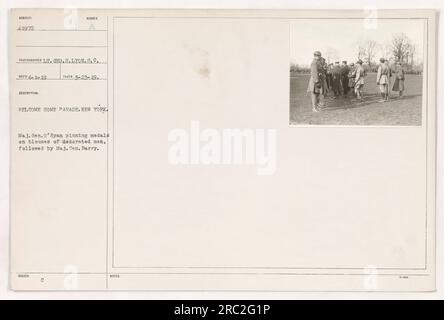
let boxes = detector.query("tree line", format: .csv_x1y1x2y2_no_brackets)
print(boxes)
291,33,423,75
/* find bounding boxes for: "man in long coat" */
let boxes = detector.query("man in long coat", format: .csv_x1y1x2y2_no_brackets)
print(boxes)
340,61,350,95
307,51,325,112
348,63,356,96
392,61,405,98
331,61,342,97
354,59,365,101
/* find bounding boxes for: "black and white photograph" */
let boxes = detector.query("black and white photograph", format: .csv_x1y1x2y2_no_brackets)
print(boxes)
290,19,425,126
1,3,440,300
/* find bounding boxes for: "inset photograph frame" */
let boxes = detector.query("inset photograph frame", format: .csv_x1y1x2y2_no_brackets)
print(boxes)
289,17,426,126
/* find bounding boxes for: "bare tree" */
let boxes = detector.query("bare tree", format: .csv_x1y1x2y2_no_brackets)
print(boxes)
391,33,413,63
378,42,392,61
356,40,379,68
408,43,416,66
357,43,366,61
363,40,378,68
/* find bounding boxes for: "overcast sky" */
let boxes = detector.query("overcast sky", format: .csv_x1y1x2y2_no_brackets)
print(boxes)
290,19,425,66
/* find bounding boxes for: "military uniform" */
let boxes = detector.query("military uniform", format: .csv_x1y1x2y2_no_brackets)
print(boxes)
307,51,325,111
331,63,342,97
307,59,322,93
376,61,392,101
348,64,356,95
392,64,405,96
354,61,365,100
341,63,350,95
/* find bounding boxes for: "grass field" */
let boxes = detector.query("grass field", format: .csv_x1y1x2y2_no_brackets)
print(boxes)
289,73,423,126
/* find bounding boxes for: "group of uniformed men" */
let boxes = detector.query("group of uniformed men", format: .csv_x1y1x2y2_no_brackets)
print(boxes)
307,51,406,112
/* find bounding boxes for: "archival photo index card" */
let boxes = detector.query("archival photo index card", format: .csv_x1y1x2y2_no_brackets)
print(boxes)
9,9,437,291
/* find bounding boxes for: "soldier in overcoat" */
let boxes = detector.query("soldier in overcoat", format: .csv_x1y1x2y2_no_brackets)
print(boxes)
306,51,325,112
354,59,365,101
341,61,350,95
348,62,356,97
392,61,405,98
331,62,342,97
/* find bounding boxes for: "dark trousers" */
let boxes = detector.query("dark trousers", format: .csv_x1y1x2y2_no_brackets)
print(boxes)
332,75,340,96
